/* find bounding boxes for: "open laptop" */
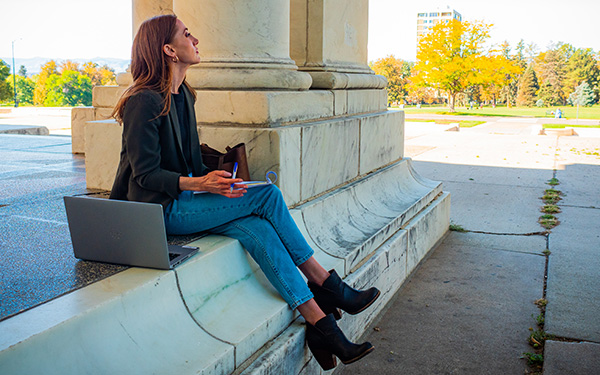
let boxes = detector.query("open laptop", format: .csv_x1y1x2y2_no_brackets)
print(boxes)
64,196,198,270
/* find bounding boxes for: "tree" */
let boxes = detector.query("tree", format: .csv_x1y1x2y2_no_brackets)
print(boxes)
44,70,92,106
480,47,524,106
82,62,117,86
18,65,27,77
34,60,58,105
516,64,539,107
565,49,599,103
0,59,12,102
370,55,411,105
59,60,80,74
568,81,596,106
412,19,492,111
535,47,568,106
499,40,527,107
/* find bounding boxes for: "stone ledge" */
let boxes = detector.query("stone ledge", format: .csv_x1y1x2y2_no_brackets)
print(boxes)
0,267,234,375
0,162,449,375
299,158,443,274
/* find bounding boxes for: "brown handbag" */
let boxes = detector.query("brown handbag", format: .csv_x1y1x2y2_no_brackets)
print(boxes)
200,142,251,181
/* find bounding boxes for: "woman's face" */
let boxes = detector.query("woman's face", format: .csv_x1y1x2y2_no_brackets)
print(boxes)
167,19,201,66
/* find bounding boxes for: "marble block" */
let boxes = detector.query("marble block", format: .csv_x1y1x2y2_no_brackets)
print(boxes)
406,192,451,274
359,110,405,174
70,107,95,154
92,85,127,108
307,72,387,90
347,89,388,114
333,90,348,115
194,90,334,126
85,120,122,190
301,118,360,199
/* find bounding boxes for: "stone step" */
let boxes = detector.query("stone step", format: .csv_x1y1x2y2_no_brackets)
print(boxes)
0,159,449,375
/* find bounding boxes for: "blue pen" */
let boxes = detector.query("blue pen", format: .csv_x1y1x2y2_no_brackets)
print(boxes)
230,162,238,193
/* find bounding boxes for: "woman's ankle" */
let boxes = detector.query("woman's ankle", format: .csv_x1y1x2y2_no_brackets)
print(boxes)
297,298,326,325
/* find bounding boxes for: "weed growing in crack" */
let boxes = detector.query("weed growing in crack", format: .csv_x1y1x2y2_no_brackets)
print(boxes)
522,299,552,372
542,204,561,214
449,222,467,232
547,178,559,186
539,214,559,229
522,352,544,366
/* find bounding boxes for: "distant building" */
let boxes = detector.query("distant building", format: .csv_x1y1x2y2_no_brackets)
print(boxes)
416,6,462,42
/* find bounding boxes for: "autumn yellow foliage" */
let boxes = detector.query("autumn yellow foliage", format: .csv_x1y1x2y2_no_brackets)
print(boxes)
412,19,522,111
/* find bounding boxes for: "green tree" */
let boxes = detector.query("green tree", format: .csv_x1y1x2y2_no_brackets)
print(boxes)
43,74,63,106
16,75,35,105
516,64,539,107
44,70,92,106
0,59,12,102
370,55,411,105
568,81,596,106
412,19,492,111
60,70,92,106
565,49,599,103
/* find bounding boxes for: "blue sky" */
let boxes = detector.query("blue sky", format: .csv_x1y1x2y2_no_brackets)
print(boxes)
1,0,599,65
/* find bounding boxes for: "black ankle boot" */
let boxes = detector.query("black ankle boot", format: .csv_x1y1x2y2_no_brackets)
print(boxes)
308,270,380,320
306,314,374,370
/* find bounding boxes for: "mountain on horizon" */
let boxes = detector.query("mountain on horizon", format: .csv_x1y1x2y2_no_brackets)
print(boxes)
0,56,130,76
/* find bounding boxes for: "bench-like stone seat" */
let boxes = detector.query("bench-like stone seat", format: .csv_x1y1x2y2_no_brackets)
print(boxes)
0,267,233,375
0,158,449,375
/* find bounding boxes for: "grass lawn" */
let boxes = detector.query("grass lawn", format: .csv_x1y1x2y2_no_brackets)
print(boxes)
396,104,600,120
543,123,600,129
406,118,486,128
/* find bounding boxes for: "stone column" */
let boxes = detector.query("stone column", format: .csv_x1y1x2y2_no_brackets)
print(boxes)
290,0,386,89
173,0,311,91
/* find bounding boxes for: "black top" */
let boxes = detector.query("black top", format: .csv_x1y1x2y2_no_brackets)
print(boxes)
172,92,192,175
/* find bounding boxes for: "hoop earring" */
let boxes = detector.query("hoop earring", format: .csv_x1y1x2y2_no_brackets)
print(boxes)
172,56,179,63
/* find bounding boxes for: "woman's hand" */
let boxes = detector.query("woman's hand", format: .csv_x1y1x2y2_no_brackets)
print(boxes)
179,170,247,198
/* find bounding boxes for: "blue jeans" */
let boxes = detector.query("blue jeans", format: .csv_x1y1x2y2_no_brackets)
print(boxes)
164,185,314,309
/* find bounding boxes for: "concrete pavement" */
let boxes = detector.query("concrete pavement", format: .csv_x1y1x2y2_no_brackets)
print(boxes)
342,119,600,374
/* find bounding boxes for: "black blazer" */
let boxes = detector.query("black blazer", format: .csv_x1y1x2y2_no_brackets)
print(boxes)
110,84,209,208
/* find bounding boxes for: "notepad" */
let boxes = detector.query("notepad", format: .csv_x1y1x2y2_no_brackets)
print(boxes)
234,171,277,189
194,171,277,194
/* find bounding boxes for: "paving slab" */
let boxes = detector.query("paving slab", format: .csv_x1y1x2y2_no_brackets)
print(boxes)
405,131,558,171
0,134,123,321
441,231,547,255
411,163,549,234
555,163,600,208
543,341,600,375
341,232,545,375
545,206,600,342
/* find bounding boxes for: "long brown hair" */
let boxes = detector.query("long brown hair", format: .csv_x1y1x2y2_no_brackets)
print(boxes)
112,14,196,122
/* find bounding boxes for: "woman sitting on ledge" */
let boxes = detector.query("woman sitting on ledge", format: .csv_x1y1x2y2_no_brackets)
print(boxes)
110,14,380,370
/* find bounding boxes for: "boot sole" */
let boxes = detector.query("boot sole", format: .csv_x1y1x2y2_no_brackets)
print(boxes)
346,289,381,315
341,345,375,365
